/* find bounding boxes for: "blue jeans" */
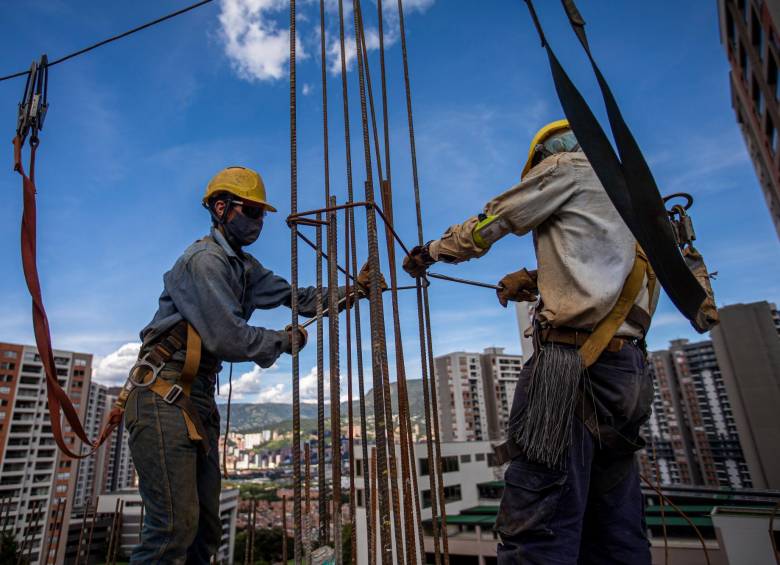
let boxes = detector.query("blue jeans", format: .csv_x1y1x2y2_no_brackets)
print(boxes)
125,373,221,564
496,343,653,564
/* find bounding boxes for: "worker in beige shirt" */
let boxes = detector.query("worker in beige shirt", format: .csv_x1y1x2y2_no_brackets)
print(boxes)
403,120,656,564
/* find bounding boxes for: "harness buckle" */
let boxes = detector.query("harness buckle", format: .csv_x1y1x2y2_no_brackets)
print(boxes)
127,354,163,389
163,384,183,405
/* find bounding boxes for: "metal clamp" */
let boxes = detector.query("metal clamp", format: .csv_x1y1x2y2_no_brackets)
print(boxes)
127,354,163,389
163,384,184,405
16,55,49,147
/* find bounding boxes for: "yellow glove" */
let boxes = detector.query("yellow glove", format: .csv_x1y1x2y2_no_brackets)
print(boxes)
496,269,538,307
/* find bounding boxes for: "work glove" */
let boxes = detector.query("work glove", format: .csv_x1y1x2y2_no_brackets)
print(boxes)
283,324,309,353
402,243,436,278
356,261,388,296
496,268,538,307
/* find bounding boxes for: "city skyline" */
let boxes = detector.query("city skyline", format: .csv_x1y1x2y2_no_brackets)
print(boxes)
0,2,778,406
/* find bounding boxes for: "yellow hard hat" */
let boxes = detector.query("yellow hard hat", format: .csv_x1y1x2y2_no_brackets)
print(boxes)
203,166,277,212
521,119,571,179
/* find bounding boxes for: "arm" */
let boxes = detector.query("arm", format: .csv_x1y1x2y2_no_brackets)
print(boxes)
167,250,290,368
249,262,346,318
428,154,577,263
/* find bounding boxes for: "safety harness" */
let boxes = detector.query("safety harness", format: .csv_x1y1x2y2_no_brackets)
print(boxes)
115,321,210,451
495,245,656,465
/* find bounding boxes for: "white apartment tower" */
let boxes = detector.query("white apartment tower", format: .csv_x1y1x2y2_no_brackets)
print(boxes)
0,342,92,565
434,348,523,443
73,383,135,510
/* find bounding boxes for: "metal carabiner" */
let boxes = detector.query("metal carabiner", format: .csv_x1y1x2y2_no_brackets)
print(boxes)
127,354,163,389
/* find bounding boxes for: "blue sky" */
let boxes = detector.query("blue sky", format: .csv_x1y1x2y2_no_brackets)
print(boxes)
1,1,778,404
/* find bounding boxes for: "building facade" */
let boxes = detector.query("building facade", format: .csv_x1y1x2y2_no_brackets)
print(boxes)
73,383,135,510
0,343,92,564
711,301,780,489
640,338,753,489
434,348,523,443
433,352,488,442
718,0,780,238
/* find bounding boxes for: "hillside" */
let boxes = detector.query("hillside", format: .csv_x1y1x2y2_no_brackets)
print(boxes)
217,378,428,434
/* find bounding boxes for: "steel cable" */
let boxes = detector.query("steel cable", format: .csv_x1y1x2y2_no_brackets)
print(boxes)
0,0,216,82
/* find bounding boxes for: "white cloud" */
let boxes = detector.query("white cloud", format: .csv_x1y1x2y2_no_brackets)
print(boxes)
218,0,435,81
219,0,304,82
92,342,141,386
302,83,313,95
225,364,347,403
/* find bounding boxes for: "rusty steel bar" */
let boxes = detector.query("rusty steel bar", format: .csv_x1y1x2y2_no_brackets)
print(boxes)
243,506,250,565
426,271,500,291
344,204,358,565
379,178,418,565
374,0,418,557
111,499,125,565
282,495,288,565
423,287,450,563
289,0,303,560
353,5,407,563
336,0,374,548
351,0,392,558
44,498,62,564
415,283,442,565
326,196,343,564
84,497,99,563
305,443,313,564
317,220,328,547
319,0,333,547
290,200,412,258
75,499,90,565
369,447,378,565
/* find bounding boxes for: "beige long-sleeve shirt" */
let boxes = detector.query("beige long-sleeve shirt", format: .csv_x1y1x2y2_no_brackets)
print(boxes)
429,151,658,338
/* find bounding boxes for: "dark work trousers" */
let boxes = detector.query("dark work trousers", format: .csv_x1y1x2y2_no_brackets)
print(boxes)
495,342,654,565
125,369,222,564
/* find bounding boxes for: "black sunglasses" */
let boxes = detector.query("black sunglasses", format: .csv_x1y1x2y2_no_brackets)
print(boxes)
233,200,267,220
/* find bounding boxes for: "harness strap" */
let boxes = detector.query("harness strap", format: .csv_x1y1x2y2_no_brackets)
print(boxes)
148,379,208,449
522,0,707,326
180,323,202,395
578,246,648,367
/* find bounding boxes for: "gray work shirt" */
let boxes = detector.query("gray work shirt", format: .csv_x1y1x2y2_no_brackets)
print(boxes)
141,227,335,369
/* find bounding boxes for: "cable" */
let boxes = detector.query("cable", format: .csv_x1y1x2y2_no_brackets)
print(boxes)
0,0,215,83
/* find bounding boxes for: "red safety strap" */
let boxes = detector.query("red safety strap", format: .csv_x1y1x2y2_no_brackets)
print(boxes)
13,135,119,459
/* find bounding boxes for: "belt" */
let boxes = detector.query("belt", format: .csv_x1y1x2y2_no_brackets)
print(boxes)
540,327,636,353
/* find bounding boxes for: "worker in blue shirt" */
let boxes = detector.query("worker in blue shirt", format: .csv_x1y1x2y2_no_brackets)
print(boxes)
123,166,375,563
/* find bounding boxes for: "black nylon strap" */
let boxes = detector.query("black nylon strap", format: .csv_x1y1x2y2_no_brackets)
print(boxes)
522,0,706,327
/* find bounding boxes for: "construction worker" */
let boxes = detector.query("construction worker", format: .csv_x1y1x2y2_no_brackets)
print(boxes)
124,167,377,563
403,121,657,564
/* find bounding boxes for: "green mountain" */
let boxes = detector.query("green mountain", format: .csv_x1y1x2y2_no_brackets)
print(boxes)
217,378,428,435
217,402,319,433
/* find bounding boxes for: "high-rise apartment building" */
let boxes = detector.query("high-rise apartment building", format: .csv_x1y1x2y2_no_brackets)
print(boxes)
434,348,523,443
640,338,752,489
717,0,780,238
480,347,524,441
0,342,92,564
434,352,487,442
711,301,780,489
73,383,135,510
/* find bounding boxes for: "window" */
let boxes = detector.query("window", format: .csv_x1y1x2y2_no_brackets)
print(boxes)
422,485,462,508
2,351,18,359
475,453,485,462
0,362,15,370
0,387,9,394
460,454,471,464
21,365,41,374
419,455,459,476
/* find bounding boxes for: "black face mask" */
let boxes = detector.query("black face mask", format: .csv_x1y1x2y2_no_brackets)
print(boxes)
224,210,264,247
